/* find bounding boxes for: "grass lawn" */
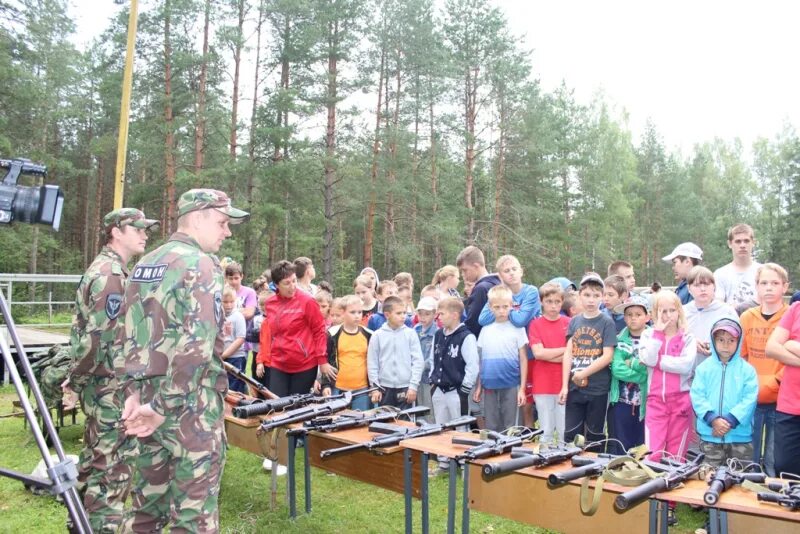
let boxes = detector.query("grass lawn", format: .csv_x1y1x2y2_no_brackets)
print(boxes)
0,386,705,533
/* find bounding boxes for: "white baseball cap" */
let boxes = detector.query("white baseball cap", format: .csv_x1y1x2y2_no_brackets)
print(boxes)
416,296,438,311
662,242,703,262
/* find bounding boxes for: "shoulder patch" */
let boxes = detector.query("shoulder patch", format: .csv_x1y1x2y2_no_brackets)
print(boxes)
130,264,168,283
106,293,123,320
214,290,223,325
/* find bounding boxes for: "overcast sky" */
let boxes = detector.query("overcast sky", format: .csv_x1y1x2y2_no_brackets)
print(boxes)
69,0,800,154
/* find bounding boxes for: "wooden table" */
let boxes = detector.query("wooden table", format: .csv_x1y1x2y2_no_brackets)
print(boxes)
650,478,800,534
466,447,652,534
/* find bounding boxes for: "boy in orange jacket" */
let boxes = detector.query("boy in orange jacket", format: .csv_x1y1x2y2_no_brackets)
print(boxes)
740,263,789,477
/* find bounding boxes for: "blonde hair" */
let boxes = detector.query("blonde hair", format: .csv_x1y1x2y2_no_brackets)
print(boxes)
539,282,564,301
495,254,521,272
437,296,464,314
377,280,399,296
339,294,362,310
652,291,688,331
315,290,333,306
393,272,413,288
432,265,459,286
456,246,486,268
222,287,237,300
354,274,376,291
757,262,789,284
331,297,346,311
727,223,754,242
487,285,513,303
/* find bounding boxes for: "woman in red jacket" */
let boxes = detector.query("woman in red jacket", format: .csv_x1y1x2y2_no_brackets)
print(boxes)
263,260,333,396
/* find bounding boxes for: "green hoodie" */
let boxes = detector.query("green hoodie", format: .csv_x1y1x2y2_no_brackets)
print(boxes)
609,326,651,420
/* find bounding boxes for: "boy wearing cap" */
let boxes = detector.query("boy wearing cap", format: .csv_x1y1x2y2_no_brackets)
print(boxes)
690,318,758,466
662,242,703,305
118,189,248,532
415,296,439,420
430,297,479,465
558,272,617,449
64,208,158,533
609,295,652,453
321,294,372,410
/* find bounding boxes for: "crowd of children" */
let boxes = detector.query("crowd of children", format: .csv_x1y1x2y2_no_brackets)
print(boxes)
221,223,800,497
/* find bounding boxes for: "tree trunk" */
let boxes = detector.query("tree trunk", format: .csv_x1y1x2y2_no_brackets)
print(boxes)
229,0,245,159
492,87,507,259
562,170,571,275
93,158,106,257
464,66,478,242
163,0,177,236
364,47,385,267
429,91,441,268
244,0,265,276
274,16,290,161
194,0,211,173
322,19,339,283
383,58,400,276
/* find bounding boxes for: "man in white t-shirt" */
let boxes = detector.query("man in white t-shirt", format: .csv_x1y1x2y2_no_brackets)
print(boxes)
713,223,761,314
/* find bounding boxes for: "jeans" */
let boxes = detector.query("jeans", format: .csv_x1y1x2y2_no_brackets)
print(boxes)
752,402,776,477
225,357,247,394
332,387,372,411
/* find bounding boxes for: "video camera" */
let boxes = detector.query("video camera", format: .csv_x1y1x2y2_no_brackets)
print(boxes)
0,158,64,231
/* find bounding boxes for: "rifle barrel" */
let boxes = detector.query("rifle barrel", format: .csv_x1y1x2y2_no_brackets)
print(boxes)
615,477,668,510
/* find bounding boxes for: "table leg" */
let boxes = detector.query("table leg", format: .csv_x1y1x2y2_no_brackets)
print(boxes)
461,462,469,534
719,509,727,534
659,501,669,534
447,458,457,534
303,437,311,514
404,448,413,534
288,434,296,519
421,453,430,534
270,461,277,510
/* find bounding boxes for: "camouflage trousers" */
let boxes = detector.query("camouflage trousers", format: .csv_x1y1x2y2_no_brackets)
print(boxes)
77,376,133,533
700,440,754,468
124,388,227,533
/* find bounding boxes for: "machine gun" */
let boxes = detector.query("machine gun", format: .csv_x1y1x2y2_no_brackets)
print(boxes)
547,451,669,487
232,385,375,419
757,480,800,511
222,361,277,401
480,443,584,479
704,466,766,505
257,391,373,433
320,416,476,459
452,428,543,462
614,450,706,511
285,405,430,437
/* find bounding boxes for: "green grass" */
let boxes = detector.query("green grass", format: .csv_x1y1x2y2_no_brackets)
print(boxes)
0,386,705,533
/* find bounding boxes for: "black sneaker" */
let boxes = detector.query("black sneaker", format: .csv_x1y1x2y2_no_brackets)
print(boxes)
667,508,678,526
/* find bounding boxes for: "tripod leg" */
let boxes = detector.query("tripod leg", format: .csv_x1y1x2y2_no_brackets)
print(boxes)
0,295,93,533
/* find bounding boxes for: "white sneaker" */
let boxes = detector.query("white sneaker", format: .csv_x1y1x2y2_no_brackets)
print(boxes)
262,458,288,476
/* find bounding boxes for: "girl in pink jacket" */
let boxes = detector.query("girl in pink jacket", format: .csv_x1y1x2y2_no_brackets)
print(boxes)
639,291,697,463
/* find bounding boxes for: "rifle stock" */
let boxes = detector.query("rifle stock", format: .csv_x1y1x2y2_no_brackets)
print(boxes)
223,361,278,400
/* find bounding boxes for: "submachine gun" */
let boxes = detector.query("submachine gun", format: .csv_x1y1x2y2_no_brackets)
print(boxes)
614,450,706,511
704,465,766,506
451,428,543,462
233,385,374,419
757,480,800,511
256,388,377,433
320,416,476,459
480,443,584,480
547,450,669,487
285,405,430,437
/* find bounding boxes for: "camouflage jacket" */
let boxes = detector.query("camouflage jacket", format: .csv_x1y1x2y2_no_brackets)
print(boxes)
67,246,127,390
116,232,226,416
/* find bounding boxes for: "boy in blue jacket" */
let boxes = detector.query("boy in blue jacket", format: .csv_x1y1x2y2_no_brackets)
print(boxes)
690,318,758,466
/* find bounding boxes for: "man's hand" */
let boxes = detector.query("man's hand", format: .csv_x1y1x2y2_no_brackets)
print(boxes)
558,387,568,405
472,384,482,403
516,388,525,407
256,363,265,378
60,378,74,395
121,391,141,422
405,388,417,404
370,389,383,404
124,403,166,438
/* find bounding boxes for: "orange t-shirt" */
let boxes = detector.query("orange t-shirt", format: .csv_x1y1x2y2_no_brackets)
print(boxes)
335,328,369,390
740,304,787,404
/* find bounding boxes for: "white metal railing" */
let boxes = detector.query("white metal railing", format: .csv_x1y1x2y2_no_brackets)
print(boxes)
0,273,80,327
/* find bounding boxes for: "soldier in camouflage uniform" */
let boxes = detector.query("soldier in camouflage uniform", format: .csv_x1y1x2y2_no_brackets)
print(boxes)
62,208,159,533
118,189,248,532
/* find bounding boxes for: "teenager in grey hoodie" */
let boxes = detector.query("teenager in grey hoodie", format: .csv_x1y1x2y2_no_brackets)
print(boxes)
683,266,737,368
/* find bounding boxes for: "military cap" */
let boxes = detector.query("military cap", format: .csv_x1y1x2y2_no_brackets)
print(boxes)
103,208,159,231
177,188,249,223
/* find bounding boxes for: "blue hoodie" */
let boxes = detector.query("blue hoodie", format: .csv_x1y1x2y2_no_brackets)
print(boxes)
690,318,758,444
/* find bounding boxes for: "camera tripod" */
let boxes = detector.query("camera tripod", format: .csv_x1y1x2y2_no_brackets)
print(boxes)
0,292,92,533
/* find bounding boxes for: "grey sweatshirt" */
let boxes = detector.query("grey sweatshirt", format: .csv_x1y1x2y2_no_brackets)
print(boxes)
367,322,424,391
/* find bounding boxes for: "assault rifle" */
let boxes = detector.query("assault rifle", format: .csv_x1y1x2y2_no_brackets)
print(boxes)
757,480,800,511
704,466,766,505
285,405,430,437
547,452,669,487
320,415,476,459
232,385,374,419
223,361,277,400
257,390,379,433
614,450,706,511
480,444,583,479
452,428,543,461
